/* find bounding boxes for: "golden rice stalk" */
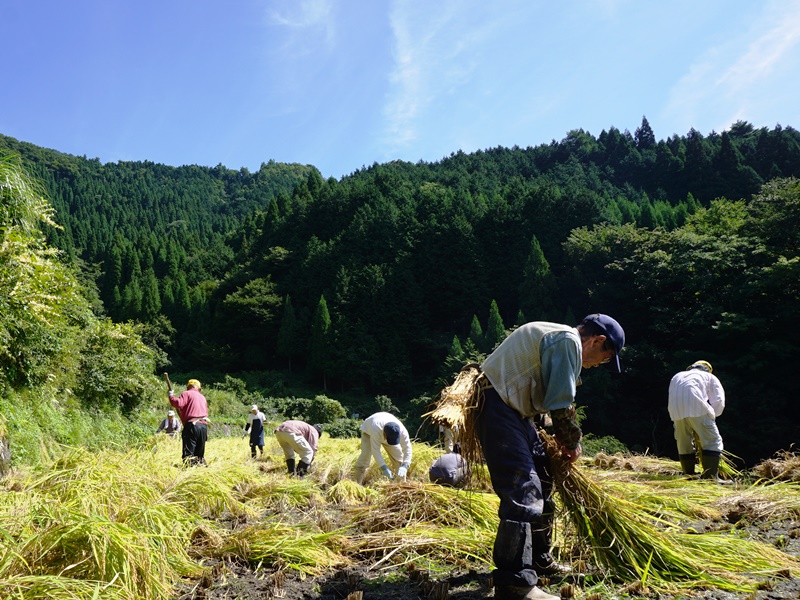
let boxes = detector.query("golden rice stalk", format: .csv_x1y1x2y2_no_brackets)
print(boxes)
343,525,493,570
326,479,380,505
234,471,323,509
347,481,499,534
217,521,348,575
592,452,683,476
0,574,131,600
160,467,254,519
12,506,173,600
752,451,800,483
421,364,485,476
116,501,204,579
543,431,800,591
422,364,482,432
595,479,723,523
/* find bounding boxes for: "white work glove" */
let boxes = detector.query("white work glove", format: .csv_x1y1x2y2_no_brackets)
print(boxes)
168,390,174,396
397,464,408,478
381,465,394,479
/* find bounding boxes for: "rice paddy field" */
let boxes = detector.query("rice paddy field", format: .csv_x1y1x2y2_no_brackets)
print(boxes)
0,431,799,600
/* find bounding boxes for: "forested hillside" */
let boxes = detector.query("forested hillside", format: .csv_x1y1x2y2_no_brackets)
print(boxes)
2,118,799,465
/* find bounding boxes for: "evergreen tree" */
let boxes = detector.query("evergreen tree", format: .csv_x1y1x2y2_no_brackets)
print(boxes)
484,299,506,352
276,294,300,372
634,116,656,150
468,315,484,350
309,294,333,389
141,269,162,321
519,234,556,321
103,244,123,305
121,281,143,320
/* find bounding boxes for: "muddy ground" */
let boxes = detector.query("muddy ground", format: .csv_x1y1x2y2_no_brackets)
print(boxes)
176,513,800,600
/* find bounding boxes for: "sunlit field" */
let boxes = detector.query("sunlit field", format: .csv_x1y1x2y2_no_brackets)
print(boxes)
1,432,799,599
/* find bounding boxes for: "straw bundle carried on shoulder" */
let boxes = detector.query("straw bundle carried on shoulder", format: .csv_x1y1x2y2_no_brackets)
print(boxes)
422,363,486,473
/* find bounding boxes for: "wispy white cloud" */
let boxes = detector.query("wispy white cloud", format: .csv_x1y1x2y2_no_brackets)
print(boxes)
715,7,800,92
382,0,504,152
267,0,336,51
664,2,800,133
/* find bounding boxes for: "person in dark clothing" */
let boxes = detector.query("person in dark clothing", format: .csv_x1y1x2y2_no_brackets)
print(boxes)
156,410,182,437
244,405,266,459
429,442,467,487
476,314,625,600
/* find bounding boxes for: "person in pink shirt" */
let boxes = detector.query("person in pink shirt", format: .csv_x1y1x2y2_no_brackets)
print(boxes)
168,378,209,466
274,420,322,476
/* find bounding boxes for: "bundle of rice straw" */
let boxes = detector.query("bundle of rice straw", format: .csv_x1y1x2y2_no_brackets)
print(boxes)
421,364,485,474
541,431,800,591
692,432,742,480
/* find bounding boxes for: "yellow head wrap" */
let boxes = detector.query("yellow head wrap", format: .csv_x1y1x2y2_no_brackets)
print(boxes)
688,360,713,374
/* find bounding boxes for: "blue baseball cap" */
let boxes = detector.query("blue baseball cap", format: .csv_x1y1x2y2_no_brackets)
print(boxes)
582,313,625,373
383,422,401,445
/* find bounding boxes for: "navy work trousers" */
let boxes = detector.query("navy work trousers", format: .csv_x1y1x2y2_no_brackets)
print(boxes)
475,387,554,588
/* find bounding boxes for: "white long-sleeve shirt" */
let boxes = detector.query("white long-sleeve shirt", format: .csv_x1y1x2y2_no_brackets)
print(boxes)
668,369,725,421
360,412,412,468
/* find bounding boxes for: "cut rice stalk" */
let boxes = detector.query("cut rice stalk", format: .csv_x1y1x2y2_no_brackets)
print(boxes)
543,432,800,591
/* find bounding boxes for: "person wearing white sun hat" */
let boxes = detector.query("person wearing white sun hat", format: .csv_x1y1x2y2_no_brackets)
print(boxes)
244,405,266,459
156,409,181,437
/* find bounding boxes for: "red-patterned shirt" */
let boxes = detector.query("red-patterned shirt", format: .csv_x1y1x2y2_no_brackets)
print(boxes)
169,389,208,424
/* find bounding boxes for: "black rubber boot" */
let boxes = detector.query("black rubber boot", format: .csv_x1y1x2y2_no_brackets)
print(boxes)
296,461,310,477
700,451,732,484
679,453,697,475
286,458,296,475
532,520,571,577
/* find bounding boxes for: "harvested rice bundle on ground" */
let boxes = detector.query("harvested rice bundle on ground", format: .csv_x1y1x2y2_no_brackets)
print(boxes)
753,451,800,483
234,471,324,510
344,525,494,571
217,521,348,575
543,432,800,591
597,479,724,522
326,479,379,505
0,574,131,600
592,452,683,475
346,480,498,533
11,504,176,600
161,467,254,519
713,482,800,522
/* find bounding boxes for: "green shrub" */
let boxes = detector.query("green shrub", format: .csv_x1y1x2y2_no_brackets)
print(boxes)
269,395,347,425
75,320,160,413
582,433,629,456
324,418,361,439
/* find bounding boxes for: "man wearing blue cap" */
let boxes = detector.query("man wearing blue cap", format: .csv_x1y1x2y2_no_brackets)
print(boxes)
354,412,412,484
477,314,625,600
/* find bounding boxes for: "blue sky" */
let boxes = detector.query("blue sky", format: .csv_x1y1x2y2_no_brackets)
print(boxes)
3,0,800,180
